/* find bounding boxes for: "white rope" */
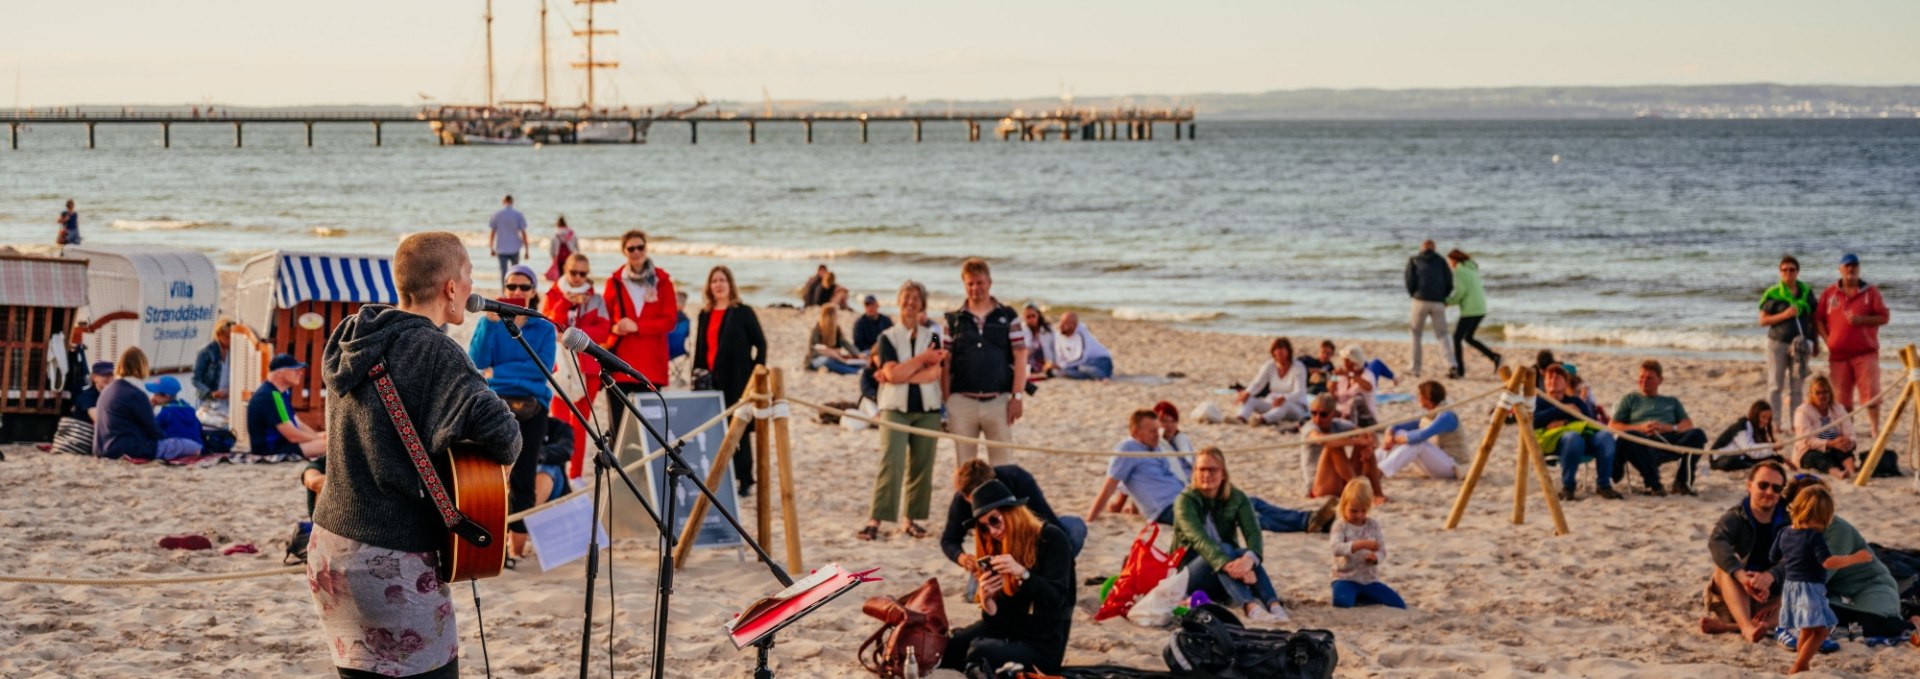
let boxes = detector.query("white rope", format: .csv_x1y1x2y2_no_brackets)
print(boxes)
770,402,792,420
785,384,1506,456
1535,372,1911,458
1499,391,1531,409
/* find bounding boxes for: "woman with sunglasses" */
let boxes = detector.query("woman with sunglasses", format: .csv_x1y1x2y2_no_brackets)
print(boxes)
940,479,1076,675
543,253,613,480
468,264,556,563
601,229,678,436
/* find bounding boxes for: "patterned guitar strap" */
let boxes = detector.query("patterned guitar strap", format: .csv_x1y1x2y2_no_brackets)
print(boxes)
368,362,493,550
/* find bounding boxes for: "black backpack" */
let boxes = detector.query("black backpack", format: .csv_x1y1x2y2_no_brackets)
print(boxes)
1163,604,1337,679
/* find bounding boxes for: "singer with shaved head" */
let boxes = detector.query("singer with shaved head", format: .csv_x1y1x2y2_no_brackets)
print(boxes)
468,263,557,562
311,231,522,678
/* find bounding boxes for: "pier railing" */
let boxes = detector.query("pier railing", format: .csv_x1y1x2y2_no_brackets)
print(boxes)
1,107,1197,148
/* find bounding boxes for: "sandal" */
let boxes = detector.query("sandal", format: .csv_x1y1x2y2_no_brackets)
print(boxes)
903,523,930,539
855,525,881,542
503,556,519,571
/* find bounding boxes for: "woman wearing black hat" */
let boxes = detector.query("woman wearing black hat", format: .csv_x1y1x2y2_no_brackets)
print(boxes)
938,479,1077,674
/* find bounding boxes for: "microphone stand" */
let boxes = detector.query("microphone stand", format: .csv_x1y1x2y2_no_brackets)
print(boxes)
493,318,660,679
597,368,795,679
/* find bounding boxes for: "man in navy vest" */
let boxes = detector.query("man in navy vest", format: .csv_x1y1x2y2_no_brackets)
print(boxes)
943,257,1029,466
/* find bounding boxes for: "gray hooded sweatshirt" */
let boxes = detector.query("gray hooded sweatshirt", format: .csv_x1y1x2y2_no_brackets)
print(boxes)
313,305,522,553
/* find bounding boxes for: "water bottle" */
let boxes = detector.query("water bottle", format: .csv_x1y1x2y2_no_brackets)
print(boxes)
902,646,919,679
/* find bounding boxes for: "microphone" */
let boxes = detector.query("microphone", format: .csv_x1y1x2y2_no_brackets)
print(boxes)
561,326,652,386
466,293,548,320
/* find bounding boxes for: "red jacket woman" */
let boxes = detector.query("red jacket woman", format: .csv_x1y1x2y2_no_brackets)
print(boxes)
545,253,615,478
601,230,678,388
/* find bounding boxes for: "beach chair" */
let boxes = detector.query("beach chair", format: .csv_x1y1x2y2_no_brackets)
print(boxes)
230,251,398,439
0,254,89,441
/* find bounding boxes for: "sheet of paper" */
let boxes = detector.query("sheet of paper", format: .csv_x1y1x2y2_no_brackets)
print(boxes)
523,490,610,572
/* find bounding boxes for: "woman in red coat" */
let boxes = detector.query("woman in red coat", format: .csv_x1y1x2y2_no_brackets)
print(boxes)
602,229,678,436
545,252,613,479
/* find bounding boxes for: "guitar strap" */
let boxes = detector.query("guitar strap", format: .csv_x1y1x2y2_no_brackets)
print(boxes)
368,362,493,550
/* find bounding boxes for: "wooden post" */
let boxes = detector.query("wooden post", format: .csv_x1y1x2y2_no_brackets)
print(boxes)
689,120,698,145
769,368,804,573
752,367,773,544
1513,418,1529,525
303,122,314,147
233,121,243,148
804,120,813,144
672,410,755,568
859,119,869,144
967,120,979,142
1059,122,1071,141
1445,367,1526,529
86,122,96,149
161,122,170,148
1188,122,1196,140
747,120,756,144
913,119,922,143
1854,345,1917,486
9,122,17,149
372,121,382,147
628,120,639,144
1521,406,1572,535
1175,121,1183,140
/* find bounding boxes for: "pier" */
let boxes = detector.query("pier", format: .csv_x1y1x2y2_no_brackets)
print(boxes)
0,108,1195,149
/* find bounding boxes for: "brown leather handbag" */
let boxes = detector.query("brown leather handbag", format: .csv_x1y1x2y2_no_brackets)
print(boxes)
858,578,949,677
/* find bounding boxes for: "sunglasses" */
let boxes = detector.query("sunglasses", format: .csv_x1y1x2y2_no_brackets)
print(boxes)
983,514,1004,530
566,270,590,277
1311,410,1334,417
625,244,647,253
503,284,534,292
1756,481,1783,493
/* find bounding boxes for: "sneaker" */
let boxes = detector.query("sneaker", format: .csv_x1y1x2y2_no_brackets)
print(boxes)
1596,487,1624,500
1306,497,1340,533
1558,487,1579,502
1863,635,1907,648
1267,601,1292,623
1244,604,1278,624
1777,627,1842,653
1672,482,1697,497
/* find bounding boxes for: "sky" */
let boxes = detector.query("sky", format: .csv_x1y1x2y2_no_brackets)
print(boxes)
2,1,1916,107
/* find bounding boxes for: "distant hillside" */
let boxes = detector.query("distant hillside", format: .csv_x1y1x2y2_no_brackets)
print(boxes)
43,84,1920,120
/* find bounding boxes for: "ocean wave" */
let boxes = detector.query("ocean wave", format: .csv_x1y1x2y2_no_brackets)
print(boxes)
584,238,858,261
313,227,347,237
111,219,215,231
1502,323,1763,353
1111,307,1228,323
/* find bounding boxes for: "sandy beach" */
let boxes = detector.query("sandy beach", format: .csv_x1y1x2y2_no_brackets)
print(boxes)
4,277,1919,679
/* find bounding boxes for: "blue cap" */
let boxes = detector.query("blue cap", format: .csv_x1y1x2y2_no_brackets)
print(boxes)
90,361,114,376
269,353,308,371
1839,253,1859,266
145,375,182,397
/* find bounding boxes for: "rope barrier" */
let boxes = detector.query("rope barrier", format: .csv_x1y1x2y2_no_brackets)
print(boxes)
782,384,1507,457
1533,373,1911,458
3,395,761,588
0,565,306,586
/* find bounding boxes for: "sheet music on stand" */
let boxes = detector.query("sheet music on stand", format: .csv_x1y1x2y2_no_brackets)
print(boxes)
726,563,881,650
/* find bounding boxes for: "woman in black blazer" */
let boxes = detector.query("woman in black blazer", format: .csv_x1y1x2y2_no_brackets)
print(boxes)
692,265,768,494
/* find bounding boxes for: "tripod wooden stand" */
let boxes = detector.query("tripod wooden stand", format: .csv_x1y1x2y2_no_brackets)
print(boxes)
1443,366,1571,535
1854,344,1918,488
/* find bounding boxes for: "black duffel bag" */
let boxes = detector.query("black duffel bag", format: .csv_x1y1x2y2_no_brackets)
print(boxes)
1163,604,1337,679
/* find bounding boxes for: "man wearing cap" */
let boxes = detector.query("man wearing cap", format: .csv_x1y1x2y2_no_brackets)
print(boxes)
1818,253,1890,438
72,360,113,423
247,354,327,460
852,293,894,355
48,360,114,455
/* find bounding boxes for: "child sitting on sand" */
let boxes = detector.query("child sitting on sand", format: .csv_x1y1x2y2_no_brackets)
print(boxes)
1771,486,1872,674
1330,478,1406,609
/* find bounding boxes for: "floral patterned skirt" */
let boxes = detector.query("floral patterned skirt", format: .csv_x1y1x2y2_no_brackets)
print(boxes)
306,525,458,676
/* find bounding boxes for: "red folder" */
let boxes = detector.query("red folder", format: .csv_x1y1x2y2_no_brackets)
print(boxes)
727,563,881,649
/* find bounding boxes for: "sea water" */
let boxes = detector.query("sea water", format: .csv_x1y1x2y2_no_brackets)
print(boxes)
1,119,1914,359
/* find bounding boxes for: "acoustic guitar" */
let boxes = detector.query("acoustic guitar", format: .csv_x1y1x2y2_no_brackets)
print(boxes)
435,441,510,583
